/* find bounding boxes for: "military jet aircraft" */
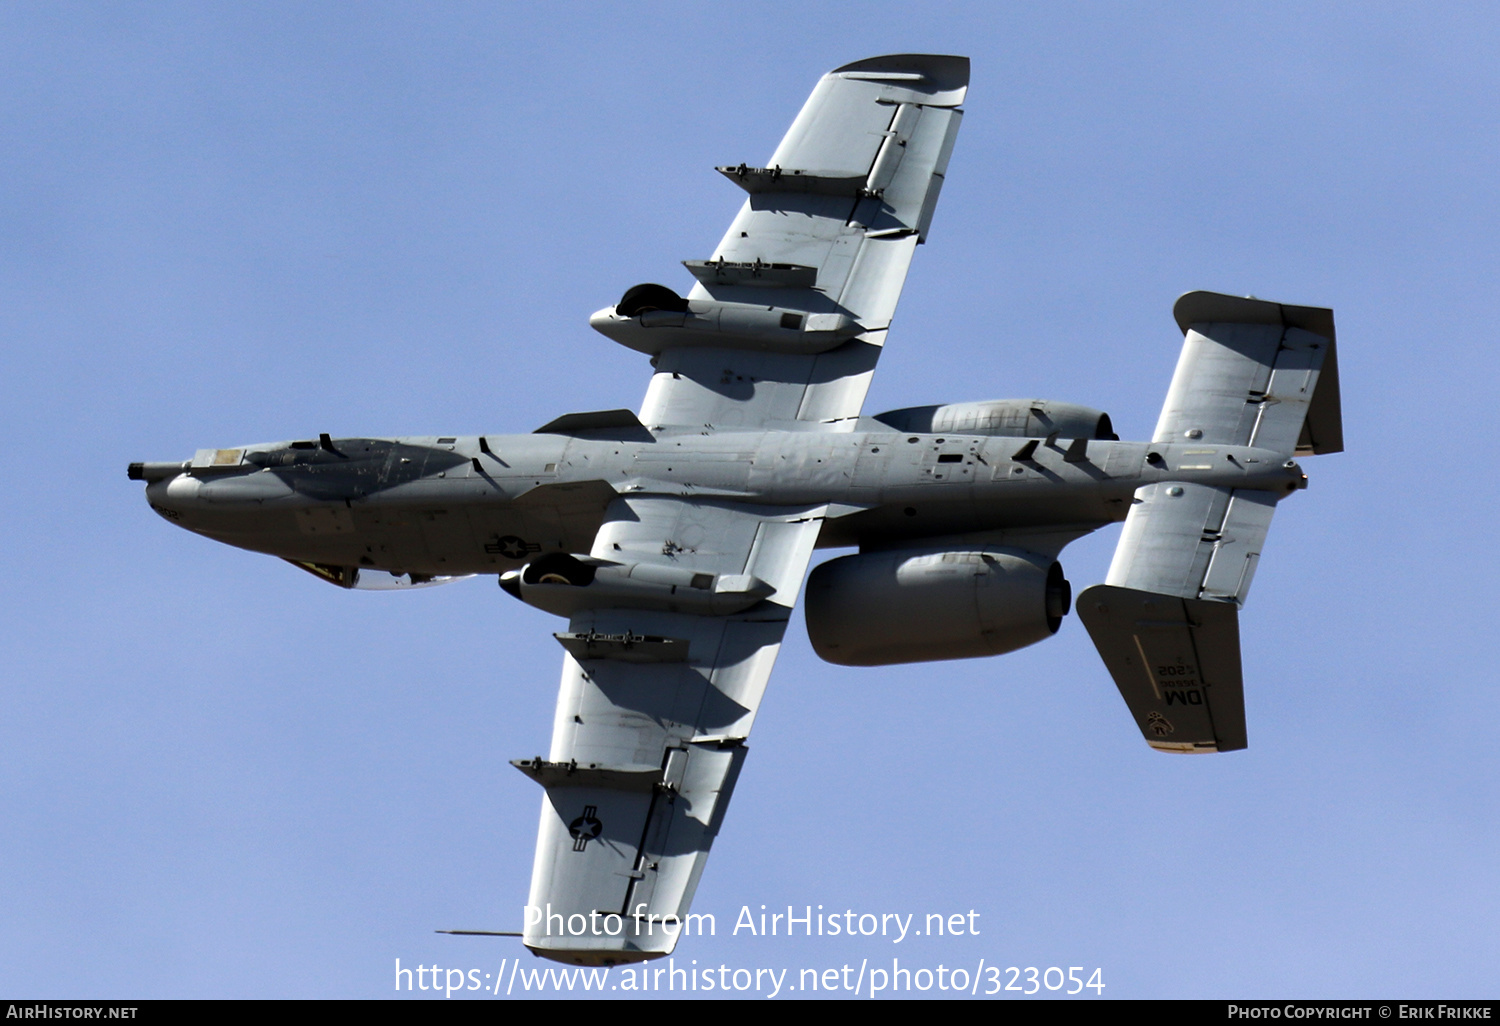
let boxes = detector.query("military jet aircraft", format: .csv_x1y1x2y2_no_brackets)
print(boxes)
129,54,1341,966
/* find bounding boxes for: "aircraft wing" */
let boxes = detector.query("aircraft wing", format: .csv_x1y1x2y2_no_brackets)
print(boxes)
517,496,824,963
636,54,969,430
514,55,969,963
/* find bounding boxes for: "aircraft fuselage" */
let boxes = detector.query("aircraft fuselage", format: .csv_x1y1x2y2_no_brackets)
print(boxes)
137,428,1304,579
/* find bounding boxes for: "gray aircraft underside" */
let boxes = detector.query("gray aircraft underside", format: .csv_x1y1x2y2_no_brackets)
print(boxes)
130,54,1342,966
139,428,1302,577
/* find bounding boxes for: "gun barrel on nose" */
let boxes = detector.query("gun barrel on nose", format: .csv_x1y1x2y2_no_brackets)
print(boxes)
127,461,186,483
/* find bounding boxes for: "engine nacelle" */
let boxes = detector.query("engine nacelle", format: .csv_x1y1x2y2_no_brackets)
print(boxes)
804,547,1071,666
500,552,775,617
873,399,1116,440
589,283,862,356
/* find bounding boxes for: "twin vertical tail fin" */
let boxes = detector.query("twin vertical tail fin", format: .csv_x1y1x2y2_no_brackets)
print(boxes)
1077,587,1246,753
1078,292,1341,753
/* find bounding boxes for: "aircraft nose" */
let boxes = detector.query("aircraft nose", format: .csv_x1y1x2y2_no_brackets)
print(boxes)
128,462,189,522
138,466,296,522
140,470,200,525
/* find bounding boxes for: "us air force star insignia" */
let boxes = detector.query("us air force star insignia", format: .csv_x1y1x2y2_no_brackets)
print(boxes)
569,805,603,852
1147,711,1174,736
487,535,537,559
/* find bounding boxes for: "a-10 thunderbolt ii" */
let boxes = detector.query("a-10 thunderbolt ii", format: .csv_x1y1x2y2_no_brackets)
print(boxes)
129,54,1342,965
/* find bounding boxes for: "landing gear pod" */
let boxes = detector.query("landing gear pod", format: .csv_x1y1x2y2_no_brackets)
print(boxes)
500,552,774,617
615,283,690,317
805,547,1071,666
590,283,863,356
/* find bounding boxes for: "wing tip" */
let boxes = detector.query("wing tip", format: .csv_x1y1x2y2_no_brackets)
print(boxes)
831,54,970,102
1148,740,1239,754
1171,289,1335,345
525,939,673,966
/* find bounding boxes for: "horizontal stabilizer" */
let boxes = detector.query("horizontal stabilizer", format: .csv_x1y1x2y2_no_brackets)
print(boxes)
1107,482,1277,607
1076,584,1246,753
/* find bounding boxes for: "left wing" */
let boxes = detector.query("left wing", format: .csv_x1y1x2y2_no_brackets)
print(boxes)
516,496,823,963
597,54,969,431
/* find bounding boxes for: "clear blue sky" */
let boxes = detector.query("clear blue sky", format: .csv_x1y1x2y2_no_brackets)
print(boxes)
2,1,1495,999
